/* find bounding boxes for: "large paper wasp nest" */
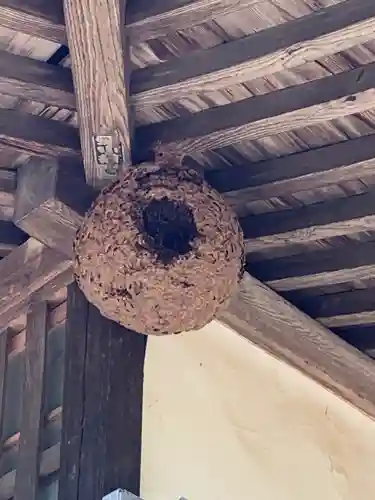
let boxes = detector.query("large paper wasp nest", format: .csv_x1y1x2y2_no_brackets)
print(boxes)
74,162,244,335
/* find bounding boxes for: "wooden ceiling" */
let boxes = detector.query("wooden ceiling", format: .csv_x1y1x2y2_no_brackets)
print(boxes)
1,0,375,414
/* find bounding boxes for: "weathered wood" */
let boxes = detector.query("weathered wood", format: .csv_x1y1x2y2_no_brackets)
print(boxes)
0,0,66,44
14,302,47,500
0,50,75,110
58,283,88,500
0,0,259,45
240,189,375,254
134,0,375,107
59,284,147,500
126,0,258,43
136,63,375,155
14,157,95,257
218,272,375,420
252,240,375,292
0,0,64,25
132,0,375,108
0,108,80,158
0,238,72,333
64,0,132,187
0,443,60,500
206,133,375,208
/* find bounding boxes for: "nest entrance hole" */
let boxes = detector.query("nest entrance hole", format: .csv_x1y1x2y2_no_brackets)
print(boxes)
142,197,198,262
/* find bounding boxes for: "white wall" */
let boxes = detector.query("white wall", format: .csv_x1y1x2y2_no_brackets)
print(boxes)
141,321,375,500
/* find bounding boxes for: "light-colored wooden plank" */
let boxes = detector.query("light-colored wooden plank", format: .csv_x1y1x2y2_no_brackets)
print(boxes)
64,0,132,187
132,0,375,109
218,272,375,420
136,63,375,155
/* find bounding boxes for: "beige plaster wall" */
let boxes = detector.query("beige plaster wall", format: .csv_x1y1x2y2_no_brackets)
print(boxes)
141,320,375,500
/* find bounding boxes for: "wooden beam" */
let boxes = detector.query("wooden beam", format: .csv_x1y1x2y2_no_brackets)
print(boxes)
59,284,146,499
0,108,80,158
218,272,375,420
290,288,375,329
240,189,375,254
136,62,375,156
14,157,95,257
14,301,47,500
251,240,375,292
126,0,258,43
0,51,75,110
0,0,66,44
64,0,131,186
0,238,72,333
205,133,375,209
132,0,375,109
0,0,260,45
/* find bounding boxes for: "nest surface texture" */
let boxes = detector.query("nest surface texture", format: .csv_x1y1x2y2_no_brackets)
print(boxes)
74,162,244,335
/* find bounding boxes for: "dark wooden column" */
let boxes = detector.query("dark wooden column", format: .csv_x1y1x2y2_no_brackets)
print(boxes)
59,285,146,499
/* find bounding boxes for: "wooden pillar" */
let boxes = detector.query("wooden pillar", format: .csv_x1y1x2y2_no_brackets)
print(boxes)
63,0,131,188
59,285,146,499
60,0,147,498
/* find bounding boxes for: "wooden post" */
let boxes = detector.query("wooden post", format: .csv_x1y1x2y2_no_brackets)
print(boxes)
59,285,146,499
64,0,131,187
60,0,147,498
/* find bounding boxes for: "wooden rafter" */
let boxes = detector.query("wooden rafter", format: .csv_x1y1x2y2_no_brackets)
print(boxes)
0,109,80,158
132,0,375,109
252,240,375,292
240,189,375,254
0,0,259,45
136,62,375,156
205,133,375,211
0,50,75,109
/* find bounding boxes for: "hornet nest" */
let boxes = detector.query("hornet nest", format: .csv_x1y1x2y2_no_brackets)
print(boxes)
74,162,244,335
